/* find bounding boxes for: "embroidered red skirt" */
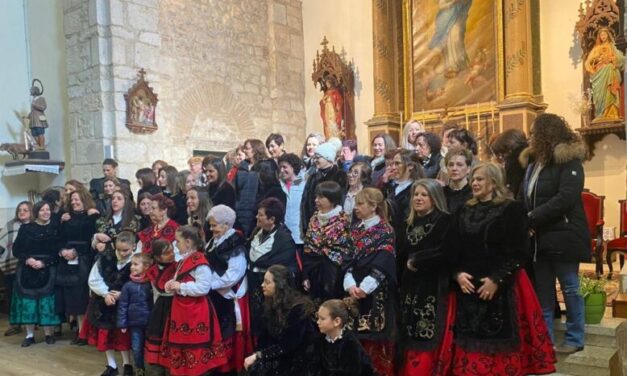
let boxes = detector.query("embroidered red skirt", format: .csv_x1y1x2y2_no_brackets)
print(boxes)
451,271,557,376
216,295,253,373
80,316,131,352
361,340,395,376
401,291,456,376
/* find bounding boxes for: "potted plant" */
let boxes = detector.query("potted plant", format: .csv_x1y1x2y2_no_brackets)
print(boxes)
579,273,607,324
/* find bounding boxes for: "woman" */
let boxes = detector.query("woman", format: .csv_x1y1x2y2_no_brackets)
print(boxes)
399,179,455,375
416,132,443,178
91,190,139,255
243,138,269,171
266,133,287,161
186,187,213,242
205,205,252,373
64,180,86,207
451,162,555,375
343,188,396,376
386,148,424,232
520,113,589,355
170,170,190,225
137,194,179,255
0,201,32,336
247,198,299,336
401,120,425,151
303,181,352,305
226,145,246,183
253,159,287,208
136,167,161,198
370,133,397,187
585,27,625,120
95,177,121,216
443,147,473,214
447,128,478,157
343,161,371,220
243,265,316,375
157,165,178,197
235,144,272,237
151,160,168,181
136,192,153,231
57,189,99,344
203,155,236,209
488,128,529,198
301,132,325,174
11,201,62,346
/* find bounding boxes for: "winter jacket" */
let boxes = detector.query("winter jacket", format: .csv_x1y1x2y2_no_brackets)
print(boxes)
281,172,306,245
117,279,153,328
520,141,591,263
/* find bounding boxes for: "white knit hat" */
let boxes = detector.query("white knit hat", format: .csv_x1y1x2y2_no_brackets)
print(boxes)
315,137,342,162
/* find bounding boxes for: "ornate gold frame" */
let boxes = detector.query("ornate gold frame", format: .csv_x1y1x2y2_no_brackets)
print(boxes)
401,0,504,126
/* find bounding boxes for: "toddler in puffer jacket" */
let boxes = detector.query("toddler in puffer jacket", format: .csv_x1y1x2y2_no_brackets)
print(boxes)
117,253,153,376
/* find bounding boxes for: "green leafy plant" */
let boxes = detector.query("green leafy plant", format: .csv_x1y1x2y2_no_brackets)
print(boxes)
579,273,607,298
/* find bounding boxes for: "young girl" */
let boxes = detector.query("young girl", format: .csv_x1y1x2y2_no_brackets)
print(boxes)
315,298,375,376
117,253,154,376
145,239,176,375
85,231,136,376
161,225,227,375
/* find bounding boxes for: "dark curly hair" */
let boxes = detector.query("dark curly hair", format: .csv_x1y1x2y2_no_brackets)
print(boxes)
530,113,582,164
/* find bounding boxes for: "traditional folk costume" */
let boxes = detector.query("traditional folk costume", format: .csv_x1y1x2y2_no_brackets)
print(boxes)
399,210,455,376
450,200,556,375
344,215,396,376
83,248,132,351
11,221,62,327
247,224,299,337
303,206,352,305
161,251,226,376
137,219,178,255
145,260,176,368
313,329,376,376
205,229,253,373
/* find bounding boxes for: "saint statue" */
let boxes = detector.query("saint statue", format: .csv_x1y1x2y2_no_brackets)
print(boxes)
428,0,473,78
319,74,344,139
584,27,625,121
28,79,48,150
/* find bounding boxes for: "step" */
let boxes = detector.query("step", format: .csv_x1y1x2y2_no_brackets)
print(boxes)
555,345,615,376
554,317,623,348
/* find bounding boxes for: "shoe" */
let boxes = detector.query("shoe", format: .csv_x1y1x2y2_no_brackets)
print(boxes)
4,326,22,336
70,334,82,345
122,364,134,376
555,344,584,354
21,337,36,347
45,335,55,345
135,368,145,376
101,366,119,376
53,325,62,337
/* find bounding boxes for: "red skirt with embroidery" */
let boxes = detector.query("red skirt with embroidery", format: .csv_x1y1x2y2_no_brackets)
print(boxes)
401,291,456,376
79,316,131,352
215,295,253,373
451,271,556,376
160,295,227,376
361,340,395,376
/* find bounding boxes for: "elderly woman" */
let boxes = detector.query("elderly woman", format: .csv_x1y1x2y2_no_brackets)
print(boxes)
343,161,372,220
0,201,33,337
205,205,252,373
137,194,179,255
11,201,62,346
302,181,352,305
450,162,555,375
520,113,589,355
416,132,443,178
247,197,299,336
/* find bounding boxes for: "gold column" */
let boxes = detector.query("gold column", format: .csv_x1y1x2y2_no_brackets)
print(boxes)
366,0,403,148
498,0,546,134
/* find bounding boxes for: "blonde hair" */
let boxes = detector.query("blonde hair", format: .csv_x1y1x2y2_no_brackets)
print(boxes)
355,187,388,222
406,179,448,225
131,252,153,267
466,162,511,206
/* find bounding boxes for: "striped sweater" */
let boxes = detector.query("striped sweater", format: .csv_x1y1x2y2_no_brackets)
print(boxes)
0,219,24,275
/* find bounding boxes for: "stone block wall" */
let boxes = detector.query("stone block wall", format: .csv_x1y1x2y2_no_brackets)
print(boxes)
65,0,305,185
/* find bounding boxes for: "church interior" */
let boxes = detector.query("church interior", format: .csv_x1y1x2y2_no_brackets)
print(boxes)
0,0,626,375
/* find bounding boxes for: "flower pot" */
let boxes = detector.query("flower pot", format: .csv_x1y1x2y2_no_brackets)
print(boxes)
584,292,606,324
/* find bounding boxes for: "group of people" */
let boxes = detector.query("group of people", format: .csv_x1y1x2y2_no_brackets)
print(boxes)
0,112,591,376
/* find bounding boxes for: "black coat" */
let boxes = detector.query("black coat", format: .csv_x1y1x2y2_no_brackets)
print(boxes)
56,212,98,286
520,142,590,263
421,152,442,179
208,181,236,209
312,331,375,376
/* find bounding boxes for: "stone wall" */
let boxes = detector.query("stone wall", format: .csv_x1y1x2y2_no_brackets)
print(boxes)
65,0,305,185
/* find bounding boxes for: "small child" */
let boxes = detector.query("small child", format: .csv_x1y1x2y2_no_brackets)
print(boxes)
314,298,375,376
117,253,153,376
145,239,176,374
84,231,136,376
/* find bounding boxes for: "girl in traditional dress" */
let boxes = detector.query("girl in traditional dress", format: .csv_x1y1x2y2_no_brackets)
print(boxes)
399,179,455,375
84,231,136,376
303,181,352,305
313,298,375,376
205,205,252,373
450,162,556,375
343,188,397,376
161,225,227,376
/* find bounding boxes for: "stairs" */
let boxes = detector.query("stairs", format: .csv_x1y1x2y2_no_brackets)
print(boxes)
553,317,624,376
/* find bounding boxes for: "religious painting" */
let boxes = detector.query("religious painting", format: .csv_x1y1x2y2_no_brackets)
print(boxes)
124,68,159,134
409,0,497,111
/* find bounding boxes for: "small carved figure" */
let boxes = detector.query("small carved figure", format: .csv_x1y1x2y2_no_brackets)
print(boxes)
0,143,31,160
27,79,48,150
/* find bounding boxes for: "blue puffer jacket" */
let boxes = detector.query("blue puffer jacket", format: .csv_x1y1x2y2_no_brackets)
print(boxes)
117,279,153,328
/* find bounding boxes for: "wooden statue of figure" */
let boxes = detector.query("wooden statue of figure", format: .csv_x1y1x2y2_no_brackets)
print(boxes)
28,79,48,150
319,73,345,139
584,27,625,121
